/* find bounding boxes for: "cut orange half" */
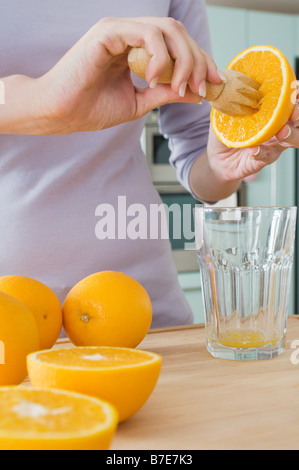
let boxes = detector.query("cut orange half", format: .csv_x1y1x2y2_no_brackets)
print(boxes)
211,45,296,148
0,387,118,450
27,346,162,422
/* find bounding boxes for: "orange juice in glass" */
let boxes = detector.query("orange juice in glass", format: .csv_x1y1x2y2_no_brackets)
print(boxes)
195,206,297,361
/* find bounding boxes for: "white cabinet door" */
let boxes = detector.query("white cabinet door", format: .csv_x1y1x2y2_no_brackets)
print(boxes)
206,6,247,70
248,11,295,63
246,11,296,208
178,272,205,324
247,11,296,316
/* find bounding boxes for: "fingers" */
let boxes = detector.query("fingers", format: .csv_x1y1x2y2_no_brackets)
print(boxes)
289,105,299,123
249,144,283,164
247,102,299,159
93,17,171,67
156,19,222,97
156,18,223,97
276,124,299,146
276,106,299,146
94,17,223,99
179,49,222,98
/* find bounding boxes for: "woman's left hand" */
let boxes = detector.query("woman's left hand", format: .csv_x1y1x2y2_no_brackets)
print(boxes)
207,101,299,183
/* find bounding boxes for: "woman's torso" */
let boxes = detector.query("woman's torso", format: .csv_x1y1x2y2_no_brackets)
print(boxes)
0,0,194,327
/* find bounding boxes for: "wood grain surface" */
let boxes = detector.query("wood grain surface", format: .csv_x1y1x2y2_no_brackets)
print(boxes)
24,317,299,450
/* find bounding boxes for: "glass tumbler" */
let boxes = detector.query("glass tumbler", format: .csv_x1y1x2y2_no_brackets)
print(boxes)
195,206,297,360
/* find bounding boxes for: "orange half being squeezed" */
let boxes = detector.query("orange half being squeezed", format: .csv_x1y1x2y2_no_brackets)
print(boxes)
211,45,296,148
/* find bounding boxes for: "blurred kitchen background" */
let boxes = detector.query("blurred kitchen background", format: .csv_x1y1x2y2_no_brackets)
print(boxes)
141,0,299,323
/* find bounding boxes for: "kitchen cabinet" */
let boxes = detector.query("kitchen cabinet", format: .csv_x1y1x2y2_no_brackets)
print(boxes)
206,6,247,70
178,271,205,324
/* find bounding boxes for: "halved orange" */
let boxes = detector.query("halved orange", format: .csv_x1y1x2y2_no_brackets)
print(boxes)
211,45,296,148
0,387,118,450
27,346,162,422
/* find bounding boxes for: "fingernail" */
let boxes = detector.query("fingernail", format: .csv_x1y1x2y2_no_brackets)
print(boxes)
179,82,187,98
282,125,292,140
253,146,260,157
149,77,159,89
199,80,206,98
217,70,227,83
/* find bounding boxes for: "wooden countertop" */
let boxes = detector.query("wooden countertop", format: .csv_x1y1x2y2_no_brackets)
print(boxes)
24,315,299,450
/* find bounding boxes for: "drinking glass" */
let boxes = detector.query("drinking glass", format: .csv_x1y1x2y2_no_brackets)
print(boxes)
195,206,297,360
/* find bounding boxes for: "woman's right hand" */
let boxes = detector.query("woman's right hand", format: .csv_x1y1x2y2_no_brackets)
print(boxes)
13,16,223,135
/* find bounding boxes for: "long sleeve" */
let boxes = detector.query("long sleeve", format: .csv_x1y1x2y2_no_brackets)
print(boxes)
159,0,213,199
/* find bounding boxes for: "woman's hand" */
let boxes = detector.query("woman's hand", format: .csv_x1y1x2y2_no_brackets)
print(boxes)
34,16,223,134
207,98,299,184
189,93,299,203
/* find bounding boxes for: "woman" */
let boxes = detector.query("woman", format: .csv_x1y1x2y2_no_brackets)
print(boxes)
0,0,298,327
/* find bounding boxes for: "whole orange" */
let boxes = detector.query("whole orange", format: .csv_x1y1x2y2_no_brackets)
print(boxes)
62,271,152,347
0,275,62,350
0,292,40,385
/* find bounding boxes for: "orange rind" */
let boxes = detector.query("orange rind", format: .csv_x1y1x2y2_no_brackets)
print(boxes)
211,45,296,148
